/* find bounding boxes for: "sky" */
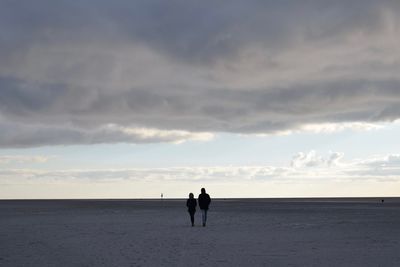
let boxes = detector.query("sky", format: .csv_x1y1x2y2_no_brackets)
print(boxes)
1,0,400,199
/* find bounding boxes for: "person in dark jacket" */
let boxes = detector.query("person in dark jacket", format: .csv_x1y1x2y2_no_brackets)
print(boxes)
198,188,211,227
186,193,197,226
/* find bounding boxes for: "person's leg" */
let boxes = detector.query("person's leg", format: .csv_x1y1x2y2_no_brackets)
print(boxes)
190,211,195,226
201,209,206,226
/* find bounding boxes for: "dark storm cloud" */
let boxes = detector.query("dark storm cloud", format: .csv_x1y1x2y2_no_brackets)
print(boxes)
1,1,393,63
1,0,400,147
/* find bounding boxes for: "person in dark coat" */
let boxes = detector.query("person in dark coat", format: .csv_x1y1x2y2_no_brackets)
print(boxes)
198,188,211,227
186,193,197,226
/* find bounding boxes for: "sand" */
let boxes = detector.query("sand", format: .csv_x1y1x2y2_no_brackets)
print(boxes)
1,198,399,266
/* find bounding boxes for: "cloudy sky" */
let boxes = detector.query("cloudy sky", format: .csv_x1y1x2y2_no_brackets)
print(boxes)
1,1,400,198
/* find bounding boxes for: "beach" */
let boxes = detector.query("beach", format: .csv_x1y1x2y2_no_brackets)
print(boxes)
1,198,399,266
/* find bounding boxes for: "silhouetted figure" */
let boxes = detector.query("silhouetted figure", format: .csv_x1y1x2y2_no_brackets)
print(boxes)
198,188,211,227
186,193,197,226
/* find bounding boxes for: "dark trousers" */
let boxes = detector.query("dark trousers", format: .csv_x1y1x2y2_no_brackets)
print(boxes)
201,209,207,225
188,211,195,225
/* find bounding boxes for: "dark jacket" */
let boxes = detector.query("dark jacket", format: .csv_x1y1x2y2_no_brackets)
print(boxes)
198,193,211,210
186,198,197,213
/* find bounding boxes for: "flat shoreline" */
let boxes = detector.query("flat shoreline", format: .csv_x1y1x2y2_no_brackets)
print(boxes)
1,198,399,266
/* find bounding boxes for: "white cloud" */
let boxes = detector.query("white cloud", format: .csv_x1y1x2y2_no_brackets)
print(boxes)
291,151,325,168
290,150,349,168
0,156,49,164
357,154,400,168
114,125,214,144
297,122,384,134
251,122,385,137
289,151,400,182
2,152,400,186
2,151,400,198
327,152,345,166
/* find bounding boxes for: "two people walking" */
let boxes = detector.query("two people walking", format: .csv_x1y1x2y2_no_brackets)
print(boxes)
186,188,211,227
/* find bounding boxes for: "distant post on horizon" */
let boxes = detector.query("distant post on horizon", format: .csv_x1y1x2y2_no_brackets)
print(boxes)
161,193,163,200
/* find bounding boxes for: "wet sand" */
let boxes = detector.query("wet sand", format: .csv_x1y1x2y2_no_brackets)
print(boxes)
1,198,399,266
